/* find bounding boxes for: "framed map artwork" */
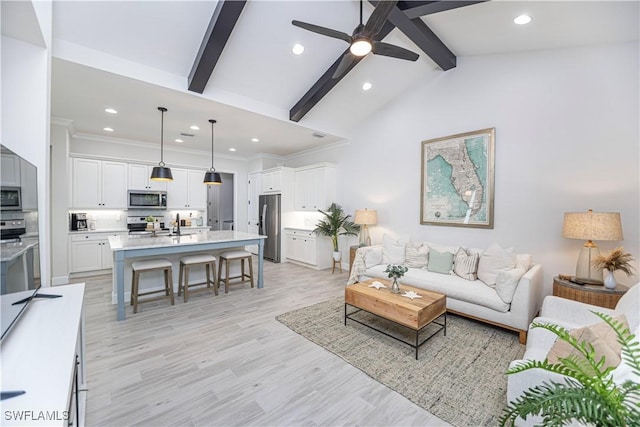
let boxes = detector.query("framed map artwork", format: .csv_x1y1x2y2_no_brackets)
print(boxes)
420,128,495,228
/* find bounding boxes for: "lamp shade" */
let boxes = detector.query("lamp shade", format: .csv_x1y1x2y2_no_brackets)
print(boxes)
150,165,173,181
354,209,377,225
203,170,222,185
562,210,623,241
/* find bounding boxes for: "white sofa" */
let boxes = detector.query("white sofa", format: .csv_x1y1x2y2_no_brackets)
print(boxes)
347,241,544,344
506,283,640,426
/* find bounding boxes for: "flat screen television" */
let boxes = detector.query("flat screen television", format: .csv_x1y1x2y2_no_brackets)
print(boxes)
0,145,41,342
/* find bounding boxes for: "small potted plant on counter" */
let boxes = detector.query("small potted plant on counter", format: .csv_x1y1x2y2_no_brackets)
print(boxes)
313,203,359,263
384,264,408,293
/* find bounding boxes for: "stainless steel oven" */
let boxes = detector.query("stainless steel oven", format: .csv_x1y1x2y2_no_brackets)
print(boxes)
127,190,167,210
0,187,22,211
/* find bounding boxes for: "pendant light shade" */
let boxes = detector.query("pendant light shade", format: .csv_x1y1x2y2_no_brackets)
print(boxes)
204,119,222,185
150,107,173,181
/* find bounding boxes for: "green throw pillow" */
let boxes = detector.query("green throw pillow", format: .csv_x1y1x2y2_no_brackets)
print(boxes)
427,248,454,274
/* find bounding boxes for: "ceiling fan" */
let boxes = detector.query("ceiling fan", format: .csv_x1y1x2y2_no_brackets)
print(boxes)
292,0,419,79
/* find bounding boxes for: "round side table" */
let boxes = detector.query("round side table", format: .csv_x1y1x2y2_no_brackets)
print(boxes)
552,277,628,309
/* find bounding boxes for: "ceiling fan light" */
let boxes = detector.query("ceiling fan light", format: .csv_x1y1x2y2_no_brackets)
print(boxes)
350,39,372,56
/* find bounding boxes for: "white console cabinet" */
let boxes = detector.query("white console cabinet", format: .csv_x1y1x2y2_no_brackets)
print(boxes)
0,283,86,427
284,228,332,270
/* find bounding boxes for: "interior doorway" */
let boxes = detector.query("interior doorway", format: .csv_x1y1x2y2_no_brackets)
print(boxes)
207,172,234,231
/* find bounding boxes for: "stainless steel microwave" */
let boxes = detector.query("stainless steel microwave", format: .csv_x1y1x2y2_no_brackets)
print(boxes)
0,186,22,211
127,190,167,210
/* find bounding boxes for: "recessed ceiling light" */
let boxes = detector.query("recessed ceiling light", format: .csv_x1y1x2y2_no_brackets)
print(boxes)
514,14,532,25
105,108,118,114
362,81,373,91
190,125,199,130
251,138,259,142
175,139,183,143
292,43,305,55
103,127,114,132
229,148,236,152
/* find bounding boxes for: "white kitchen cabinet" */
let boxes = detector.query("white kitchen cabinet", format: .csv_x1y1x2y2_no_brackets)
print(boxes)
19,158,38,210
247,172,262,254
261,167,293,194
1,154,20,185
284,228,332,270
69,232,126,273
167,168,207,209
71,158,127,209
128,163,167,191
294,164,336,211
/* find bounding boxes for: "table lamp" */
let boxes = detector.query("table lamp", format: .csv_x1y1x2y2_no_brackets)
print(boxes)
354,208,377,246
562,209,623,284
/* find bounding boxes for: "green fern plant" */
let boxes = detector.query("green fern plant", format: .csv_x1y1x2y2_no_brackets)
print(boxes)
500,312,640,427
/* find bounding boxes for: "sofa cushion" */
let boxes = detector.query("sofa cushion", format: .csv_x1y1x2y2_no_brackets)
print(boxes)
365,264,510,312
495,266,526,303
453,247,479,281
427,248,454,274
477,243,516,287
405,245,429,268
363,247,383,268
423,241,459,254
382,234,407,264
547,314,629,371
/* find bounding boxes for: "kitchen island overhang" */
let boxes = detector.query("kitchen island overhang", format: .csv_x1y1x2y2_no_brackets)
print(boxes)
108,231,266,321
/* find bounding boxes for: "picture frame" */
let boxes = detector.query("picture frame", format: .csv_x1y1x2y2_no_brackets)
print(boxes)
420,128,495,228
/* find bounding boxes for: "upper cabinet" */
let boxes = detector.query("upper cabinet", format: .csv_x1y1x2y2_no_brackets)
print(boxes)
71,158,127,209
294,164,336,211
128,164,167,191
1,154,20,185
167,168,207,210
261,167,294,194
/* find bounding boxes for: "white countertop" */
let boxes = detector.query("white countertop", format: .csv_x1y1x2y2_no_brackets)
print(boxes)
0,238,39,263
108,230,265,251
69,228,128,234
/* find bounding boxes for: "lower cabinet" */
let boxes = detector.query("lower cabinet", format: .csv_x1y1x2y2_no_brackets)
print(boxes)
284,228,332,270
69,232,127,273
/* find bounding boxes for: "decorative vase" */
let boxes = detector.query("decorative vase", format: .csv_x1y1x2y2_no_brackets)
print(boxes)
604,269,617,290
390,278,401,294
333,251,341,262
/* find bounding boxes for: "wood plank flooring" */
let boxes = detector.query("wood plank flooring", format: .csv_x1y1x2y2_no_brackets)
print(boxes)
76,260,449,426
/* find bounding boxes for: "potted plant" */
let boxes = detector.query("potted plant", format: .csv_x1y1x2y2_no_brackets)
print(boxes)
313,203,359,262
592,247,635,289
500,312,640,426
384,264,408,294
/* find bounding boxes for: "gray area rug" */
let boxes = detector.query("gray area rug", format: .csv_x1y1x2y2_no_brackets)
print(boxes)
276,297,525,426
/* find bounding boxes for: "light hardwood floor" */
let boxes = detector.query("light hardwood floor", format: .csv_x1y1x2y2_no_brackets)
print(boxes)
76,260,449,426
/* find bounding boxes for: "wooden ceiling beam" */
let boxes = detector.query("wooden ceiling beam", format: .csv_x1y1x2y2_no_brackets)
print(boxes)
188,0,247,94
398,1,486,20
289,21,395,123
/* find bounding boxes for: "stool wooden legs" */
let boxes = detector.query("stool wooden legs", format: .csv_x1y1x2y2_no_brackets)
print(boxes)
216,256,254,293
178,261,217,303
130,266,175,314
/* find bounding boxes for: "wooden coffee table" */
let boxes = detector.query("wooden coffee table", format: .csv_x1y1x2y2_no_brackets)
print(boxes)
344,279,446,359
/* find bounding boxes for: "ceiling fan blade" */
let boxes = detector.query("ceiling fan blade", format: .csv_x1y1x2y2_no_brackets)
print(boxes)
364,0,398,36
372,41,419,61
332,52,358,79
292,20,352,43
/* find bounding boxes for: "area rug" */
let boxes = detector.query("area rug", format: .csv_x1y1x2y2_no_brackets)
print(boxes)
276,297,525,426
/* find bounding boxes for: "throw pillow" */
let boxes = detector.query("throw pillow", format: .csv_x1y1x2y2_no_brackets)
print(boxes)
405,245,429,268
427,248,454,274
547,315,629,372
495,266,526,303
453,247,479,281
382,234,407,265
516,254,533,272
477,243,516,287
363,247,383,268
423,241,459,255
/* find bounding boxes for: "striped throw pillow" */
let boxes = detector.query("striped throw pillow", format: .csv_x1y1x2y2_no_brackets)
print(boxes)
453,247,479,281
405,246,429,268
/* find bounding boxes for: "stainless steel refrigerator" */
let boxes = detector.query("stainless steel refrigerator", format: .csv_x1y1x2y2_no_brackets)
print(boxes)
258,194,281,262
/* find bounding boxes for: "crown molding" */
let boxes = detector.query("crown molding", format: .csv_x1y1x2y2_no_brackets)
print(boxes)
50,117,76,134
284,139,350,161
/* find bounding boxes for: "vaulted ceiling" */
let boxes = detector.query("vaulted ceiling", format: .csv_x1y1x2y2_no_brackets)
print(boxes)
48,1,639,157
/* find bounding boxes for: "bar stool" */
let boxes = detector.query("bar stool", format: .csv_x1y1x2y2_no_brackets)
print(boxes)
130,259,174,314
217,250,254,293
178,254,217,302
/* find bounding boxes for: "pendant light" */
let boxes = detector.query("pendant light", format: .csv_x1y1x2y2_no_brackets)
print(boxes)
150,107,173,181
203,119,222,185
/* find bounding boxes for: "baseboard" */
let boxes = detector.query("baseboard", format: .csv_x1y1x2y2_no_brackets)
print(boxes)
51,275,70,286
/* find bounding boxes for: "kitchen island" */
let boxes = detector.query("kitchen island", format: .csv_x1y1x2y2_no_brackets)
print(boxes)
108,230,266,320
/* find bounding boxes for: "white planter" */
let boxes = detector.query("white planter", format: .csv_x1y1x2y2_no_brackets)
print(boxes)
333,251,342,261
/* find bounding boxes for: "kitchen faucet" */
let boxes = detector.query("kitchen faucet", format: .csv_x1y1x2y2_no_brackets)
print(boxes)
175,213,181,236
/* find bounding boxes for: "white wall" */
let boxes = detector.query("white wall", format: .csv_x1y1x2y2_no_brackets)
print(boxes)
287,42,640,293
1,1,52,286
